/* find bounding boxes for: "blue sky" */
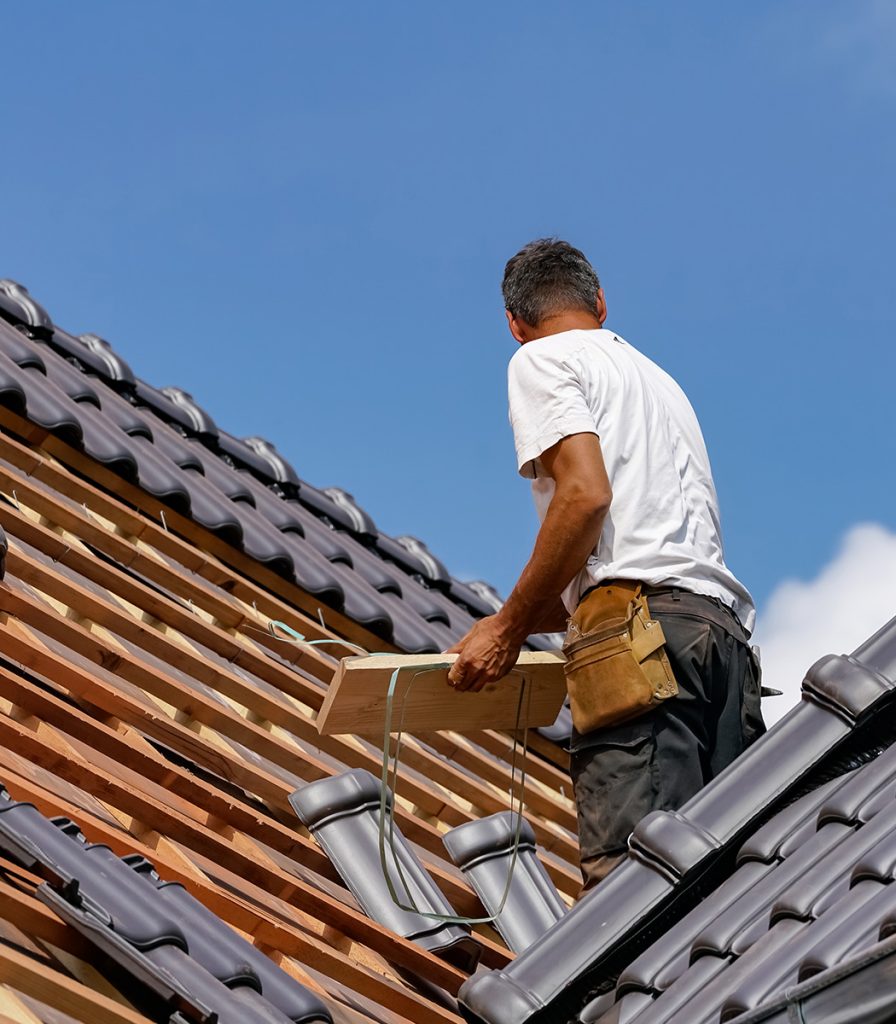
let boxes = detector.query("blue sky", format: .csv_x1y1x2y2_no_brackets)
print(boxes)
2,2,894,642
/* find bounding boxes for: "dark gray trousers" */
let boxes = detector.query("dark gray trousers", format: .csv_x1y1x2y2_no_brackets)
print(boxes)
569,587,766,893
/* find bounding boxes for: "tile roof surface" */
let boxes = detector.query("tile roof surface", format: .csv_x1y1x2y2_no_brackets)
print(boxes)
0,277,893,1024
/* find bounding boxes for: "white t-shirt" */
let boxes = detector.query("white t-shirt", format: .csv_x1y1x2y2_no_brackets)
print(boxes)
507,328,755,633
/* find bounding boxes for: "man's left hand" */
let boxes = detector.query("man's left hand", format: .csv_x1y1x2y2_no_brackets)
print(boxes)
446,615,523,693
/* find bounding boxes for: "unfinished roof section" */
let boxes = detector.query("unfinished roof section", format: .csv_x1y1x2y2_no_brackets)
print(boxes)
0,279,581,1022
1,277,895,1024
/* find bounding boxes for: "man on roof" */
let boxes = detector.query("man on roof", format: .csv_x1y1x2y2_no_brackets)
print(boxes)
447,239,766,892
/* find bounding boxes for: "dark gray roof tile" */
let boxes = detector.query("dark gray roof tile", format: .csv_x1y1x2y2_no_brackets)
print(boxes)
234,471,310,538
57,393,141,481
321,487,377,536
616,860,774,996
289,769,481,973
126,856,331,1023
321,558,395,640
297,479,370,534
598,755,896,1024
40,351,103,406
0,279,53,333
242,435,301,487
0,318,47,369
850,826,896,885
795,891,896,984
186,439,257,503
75,332,136,386
814,743,896,827
443,812,567,953
692,811,887,962
579,989,652,1024
159,386,219,437
134,377,218,439
174,466,245,545
224,501,302,578
737,775,849,866
376,585,456,652
724,932,896,1024
449,579,504,617
127,434,194,513
150,424,204,469
90,385,154,440
216,428,284,481
0,352,29,417
141,945,297,1024
719,882,887,1023
45,327,137,388
0,348,80,442
663,919,806,1024
0,798,187,950
0,790,330,1023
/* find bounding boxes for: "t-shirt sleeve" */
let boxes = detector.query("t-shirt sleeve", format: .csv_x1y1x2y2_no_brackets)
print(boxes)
507,343,598,479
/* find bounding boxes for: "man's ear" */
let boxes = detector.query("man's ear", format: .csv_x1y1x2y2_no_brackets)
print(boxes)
596,288,608,327
506,310,527,345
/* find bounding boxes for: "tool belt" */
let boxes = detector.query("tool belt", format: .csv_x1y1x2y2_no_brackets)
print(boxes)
562,579,678,734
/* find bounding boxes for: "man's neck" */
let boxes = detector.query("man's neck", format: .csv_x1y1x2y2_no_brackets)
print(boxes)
523,311,604,342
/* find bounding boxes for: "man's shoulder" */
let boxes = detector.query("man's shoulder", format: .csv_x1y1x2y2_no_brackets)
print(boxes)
508,329,610,374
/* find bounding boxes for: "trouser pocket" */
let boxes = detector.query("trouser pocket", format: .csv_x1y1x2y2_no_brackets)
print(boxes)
742,644,766,745
569,716,659,861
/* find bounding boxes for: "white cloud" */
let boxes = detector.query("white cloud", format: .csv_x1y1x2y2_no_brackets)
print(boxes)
795,0,896,96
816,0,896,95
754,523,896,726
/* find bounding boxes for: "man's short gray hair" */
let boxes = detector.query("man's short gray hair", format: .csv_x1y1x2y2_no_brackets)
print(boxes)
502,238,601,326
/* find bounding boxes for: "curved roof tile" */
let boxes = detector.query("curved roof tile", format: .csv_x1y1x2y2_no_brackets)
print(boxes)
0,279,53,333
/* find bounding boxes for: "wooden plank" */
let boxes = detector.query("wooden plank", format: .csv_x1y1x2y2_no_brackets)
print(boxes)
0,703,511,971
318,652,566,736
0,987,43,1024
418,730,577,835
0,876,93,961
0,669,522,943
0,943,151,1024
0,664,340,879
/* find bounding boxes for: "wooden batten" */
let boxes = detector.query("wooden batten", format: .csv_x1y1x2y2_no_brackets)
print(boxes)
0,413,582,1023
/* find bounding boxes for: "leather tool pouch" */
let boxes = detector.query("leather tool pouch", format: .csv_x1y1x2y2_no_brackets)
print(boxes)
562,581,678,734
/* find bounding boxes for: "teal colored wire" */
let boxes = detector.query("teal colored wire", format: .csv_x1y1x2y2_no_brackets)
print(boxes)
378,663,531,926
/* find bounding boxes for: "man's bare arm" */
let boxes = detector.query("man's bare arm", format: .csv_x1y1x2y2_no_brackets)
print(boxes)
448,432,611,691
529,595,571,634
